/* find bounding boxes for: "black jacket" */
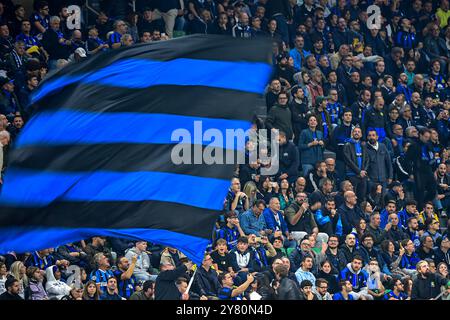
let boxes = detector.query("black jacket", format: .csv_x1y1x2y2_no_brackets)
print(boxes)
343,140,369,176
0,291,23,300
192,267,221,297
154,265,188,300
366,142,393,183
411,273,448,300
276,277,301,300
337,204,366,235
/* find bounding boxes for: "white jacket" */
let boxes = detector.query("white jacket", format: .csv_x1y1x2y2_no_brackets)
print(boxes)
45,266,72,300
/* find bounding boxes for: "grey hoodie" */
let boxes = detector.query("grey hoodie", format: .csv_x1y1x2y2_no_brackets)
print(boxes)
125,247,151,279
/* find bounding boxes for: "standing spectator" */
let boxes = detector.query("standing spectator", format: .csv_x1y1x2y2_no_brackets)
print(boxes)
406,128,438,210
192,253,221,298
274,264,300,300
366,129,393,191
154,260,192,300
343,126,369,202
266,92,293,141
153,0,181,39
299,115,325,175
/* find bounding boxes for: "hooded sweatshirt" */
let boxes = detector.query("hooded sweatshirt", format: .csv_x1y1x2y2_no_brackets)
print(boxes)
45,266,72,300
125,247,151,279
339,263,368,292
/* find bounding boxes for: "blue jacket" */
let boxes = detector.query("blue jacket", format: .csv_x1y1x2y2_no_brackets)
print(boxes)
298,128,324,165
339,263,368,292
262,208,289,234
289,47,311,71
240,210,266,235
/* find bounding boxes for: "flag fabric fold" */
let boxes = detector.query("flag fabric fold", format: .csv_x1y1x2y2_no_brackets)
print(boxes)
0,35,272,264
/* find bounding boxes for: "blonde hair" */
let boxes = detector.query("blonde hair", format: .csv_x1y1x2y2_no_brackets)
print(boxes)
416,260,429,272
9,261,28,284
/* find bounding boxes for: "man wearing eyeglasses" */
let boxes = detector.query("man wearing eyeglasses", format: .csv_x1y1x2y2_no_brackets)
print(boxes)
313,278,332,300
109,20,128,49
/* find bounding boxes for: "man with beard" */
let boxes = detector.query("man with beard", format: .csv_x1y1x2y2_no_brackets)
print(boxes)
343,126,369,202
266,92,294,140
274,53,295,85
351,89,371,127
366,129,393,191
435,163,450,217
266,79,281,112
289,87,309,146
411,260,449,300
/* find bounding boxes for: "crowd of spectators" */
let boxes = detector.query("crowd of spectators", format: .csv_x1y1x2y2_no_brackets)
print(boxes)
1,0,450,301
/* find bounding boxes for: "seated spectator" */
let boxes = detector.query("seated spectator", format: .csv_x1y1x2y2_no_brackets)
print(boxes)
100,277,124,300
160,247,188,268
299,279,317,300
129,280,154,300
215,211,245,250
240,200,267,236
0,278,23,300
26,266,48,300
113,256,138,299
339,255,371,300
263,197,296,248
90,253,114,295
332,279,355,300
45,265,72,300
218,272,254,300
124,241,155,282
210,239,233,275
399,239,420,278
295,255,316,288
82,280,100,300
192,253,221,299
384,278,409,300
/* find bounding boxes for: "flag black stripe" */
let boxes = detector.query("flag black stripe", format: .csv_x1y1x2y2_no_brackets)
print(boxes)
9,144,239,179
32,85,260,120
0,201,218,239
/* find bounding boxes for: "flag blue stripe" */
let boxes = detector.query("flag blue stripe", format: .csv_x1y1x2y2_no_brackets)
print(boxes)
31,58,272,103
0,168,230,210
15,110,251,150
0,227,208,265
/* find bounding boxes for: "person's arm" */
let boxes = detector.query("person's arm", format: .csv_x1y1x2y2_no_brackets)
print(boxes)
343,143,361,175
158,264,188,281
298,130,310,151
34,19,46,34
287,203,308,226
235,220,246,238
231,274,254,297
121,255,137,280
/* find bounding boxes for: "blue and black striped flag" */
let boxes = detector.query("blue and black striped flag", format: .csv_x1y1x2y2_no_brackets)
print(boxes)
0,35,272,264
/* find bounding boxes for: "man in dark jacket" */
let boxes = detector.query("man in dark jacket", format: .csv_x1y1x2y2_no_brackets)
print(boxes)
155,260,192,300
411,260,449,300
331,109,353,182
366,129,393,190
274,264,300,300
289,87,309,145
0,278,23,300
405,127,438,210
343,126,369,202
277,131,299,184
266,91,293,140
338,190,366,235
192,254,221,298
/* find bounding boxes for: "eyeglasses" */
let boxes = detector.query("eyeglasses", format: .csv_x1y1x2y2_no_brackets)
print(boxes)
319,286,328,289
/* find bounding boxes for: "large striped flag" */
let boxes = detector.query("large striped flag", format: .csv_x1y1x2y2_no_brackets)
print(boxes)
0,35,272,264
